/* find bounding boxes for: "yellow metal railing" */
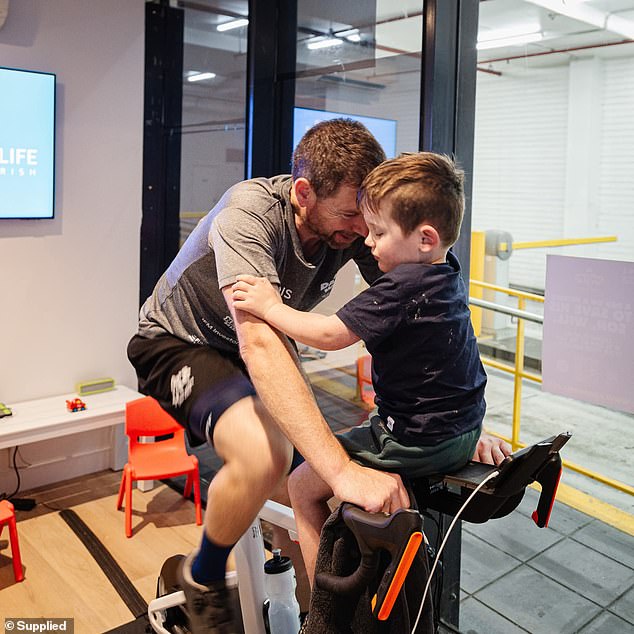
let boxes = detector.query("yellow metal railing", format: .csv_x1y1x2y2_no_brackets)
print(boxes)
499,235,617,252
468,232,618,337
470,280,633,497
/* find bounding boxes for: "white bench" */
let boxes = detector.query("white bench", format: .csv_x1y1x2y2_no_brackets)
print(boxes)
0,385,143,471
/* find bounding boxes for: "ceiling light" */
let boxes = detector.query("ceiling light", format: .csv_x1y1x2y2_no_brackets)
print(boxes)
479,24,541,41
217,18,248,32
318,75,385,90
307,37,344,50
335,28,361,42
187,72,217,82
477,31,544,50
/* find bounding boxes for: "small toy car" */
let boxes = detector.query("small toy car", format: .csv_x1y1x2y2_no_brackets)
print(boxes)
0,402,12,418
66,398,87,412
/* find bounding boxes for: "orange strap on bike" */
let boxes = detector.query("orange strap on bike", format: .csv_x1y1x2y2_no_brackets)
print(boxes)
372,531,423,620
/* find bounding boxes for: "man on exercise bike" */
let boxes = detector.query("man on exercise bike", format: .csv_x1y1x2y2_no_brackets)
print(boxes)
128,119,510,634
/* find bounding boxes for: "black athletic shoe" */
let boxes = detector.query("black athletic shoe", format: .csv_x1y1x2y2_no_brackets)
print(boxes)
176,553,237,634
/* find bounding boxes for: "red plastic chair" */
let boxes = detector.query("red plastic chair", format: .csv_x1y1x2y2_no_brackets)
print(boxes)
116,396,203,538
0,499,24,582
356,354,376,408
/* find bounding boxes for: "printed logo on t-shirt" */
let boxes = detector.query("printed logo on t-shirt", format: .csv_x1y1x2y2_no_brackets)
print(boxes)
171,365,194,407
223,314,235,331
320,279,336,295
279,286,293,301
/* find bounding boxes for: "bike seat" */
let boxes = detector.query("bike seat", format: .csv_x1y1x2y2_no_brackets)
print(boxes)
412,432,572,527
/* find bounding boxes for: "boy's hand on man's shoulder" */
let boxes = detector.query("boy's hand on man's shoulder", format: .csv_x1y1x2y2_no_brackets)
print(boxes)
232,274,282,320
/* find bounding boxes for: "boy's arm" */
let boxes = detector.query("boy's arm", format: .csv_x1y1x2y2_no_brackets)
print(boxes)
222,285,409,515
232,274,360,350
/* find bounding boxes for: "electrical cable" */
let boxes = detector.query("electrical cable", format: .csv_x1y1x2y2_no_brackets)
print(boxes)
0,447,21,501
411,469,500,634
16,447,32,468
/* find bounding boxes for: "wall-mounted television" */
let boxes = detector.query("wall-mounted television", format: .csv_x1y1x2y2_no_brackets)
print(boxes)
293,107,397,159
0,67,56,219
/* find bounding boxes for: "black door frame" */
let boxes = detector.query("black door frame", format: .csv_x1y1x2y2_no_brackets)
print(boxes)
245,0,297,178
140,1,184,305
421,0,479,281
419,2,479,627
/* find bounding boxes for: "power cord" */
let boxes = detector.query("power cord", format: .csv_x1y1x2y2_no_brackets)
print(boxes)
0,447,21,501
411,469,500,634
1,446,36,510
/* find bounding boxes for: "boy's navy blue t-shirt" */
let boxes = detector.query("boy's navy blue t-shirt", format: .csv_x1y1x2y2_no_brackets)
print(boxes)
336,252,486,446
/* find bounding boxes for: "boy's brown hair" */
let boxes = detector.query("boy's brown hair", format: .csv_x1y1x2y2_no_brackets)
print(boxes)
358,152,465,247
292,118,386,198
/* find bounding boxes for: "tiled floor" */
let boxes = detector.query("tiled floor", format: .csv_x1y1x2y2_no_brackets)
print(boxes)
460,487,634,633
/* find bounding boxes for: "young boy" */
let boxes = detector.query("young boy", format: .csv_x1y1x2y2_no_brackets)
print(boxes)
231,152,487,585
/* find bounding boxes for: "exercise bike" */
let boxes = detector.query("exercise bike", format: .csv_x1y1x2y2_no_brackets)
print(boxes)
148,432,571,634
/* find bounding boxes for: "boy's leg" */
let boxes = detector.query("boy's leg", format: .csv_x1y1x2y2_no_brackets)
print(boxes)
270,479,311,612
288,461,335,588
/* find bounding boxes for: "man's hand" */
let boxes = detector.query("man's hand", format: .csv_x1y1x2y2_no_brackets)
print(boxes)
232,274,282,320
472,433,512,465
330,461,410,514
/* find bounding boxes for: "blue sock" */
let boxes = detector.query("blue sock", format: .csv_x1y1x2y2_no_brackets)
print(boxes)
191,532,234,585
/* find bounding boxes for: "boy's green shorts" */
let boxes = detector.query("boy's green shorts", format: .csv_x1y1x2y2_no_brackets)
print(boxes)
337,413,481,478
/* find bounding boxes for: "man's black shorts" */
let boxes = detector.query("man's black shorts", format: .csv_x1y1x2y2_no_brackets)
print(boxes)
127,333,256,447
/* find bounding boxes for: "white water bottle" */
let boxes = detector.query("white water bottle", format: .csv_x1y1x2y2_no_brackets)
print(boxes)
263,548,301,634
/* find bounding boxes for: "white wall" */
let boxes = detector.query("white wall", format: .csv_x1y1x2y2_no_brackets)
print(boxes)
473,55,634,291
472,65,569,290
0,0,144,488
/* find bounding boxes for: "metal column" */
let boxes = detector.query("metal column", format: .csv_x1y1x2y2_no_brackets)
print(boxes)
245,0,297,178
419,1,480,629
140,2,184,306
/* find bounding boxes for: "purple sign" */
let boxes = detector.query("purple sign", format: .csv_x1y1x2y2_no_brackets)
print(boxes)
543,255,634,414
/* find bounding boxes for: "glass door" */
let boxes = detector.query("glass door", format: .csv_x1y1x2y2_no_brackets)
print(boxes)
179,1,249,245
293,0,425,311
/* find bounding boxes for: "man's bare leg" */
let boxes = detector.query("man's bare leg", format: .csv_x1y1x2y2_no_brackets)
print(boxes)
203,395,293,562
288,461,335,589
177,396,293,633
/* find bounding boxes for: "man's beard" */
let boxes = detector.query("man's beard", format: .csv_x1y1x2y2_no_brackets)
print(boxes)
304,216,358,250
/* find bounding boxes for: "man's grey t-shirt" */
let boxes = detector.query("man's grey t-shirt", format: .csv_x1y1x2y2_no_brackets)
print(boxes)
138,175,380,352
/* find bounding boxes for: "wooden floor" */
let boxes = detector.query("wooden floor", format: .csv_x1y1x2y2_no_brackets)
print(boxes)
0,471,204,632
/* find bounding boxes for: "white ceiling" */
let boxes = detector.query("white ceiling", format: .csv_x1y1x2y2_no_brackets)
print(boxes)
182,0,634,61
478,0,634,67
